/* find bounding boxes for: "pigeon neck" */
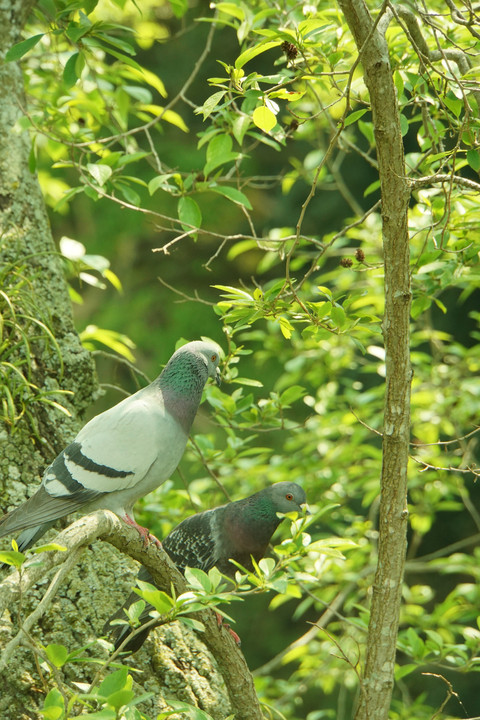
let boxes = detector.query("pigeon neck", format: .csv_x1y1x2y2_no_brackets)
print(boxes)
157,353,207,433
227,495,283,552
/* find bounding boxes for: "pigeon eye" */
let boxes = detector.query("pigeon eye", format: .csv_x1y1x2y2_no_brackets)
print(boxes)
286,493,294,501
211,354,217,362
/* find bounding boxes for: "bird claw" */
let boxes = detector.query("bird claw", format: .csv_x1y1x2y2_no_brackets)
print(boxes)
123,515,162,548
215,611,241,646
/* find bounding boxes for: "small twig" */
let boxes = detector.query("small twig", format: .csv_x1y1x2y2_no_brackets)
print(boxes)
422,672,465,719
188,436,233,502
253,580,359,677
157,277,215,305
410,455,480,477
410,173,480,193
350,408,383,437
405,532,480,566
91,350,152,385
411,425,480,447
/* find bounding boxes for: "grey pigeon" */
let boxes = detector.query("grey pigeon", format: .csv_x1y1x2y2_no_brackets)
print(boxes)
0,340,221,553
105,481,307,653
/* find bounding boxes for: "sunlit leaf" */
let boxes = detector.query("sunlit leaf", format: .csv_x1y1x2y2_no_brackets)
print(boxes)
252,106,276,133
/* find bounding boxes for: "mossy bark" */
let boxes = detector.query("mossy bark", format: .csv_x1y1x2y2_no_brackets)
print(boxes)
0,3,238,718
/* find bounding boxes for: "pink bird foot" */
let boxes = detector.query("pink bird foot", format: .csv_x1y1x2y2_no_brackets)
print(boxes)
123,514,162,548
215,611,241,646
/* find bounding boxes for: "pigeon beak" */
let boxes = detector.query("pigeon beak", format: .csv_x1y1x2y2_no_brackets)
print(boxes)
302,503,311,516
215,367,222,387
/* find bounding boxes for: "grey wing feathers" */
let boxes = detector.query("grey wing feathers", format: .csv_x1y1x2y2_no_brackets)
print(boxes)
162,511,217,573
0,480,102,541
0,443,107,542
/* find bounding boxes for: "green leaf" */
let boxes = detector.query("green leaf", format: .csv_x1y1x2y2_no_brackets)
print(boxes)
121,66,167,98
42,688,64,720
358,119,375,146
135,581,174,614
184,567,212,592
232,114,251,146
235,41,281,69
278,316,294,339
63,53,80,88
162,109,189,133
344,108,368,126
97,668,130,699
105,689,135,710
76,710,115,720
214,2,246,21
32,543,67,554
79,326,136,362
195,91,227,120
6,34,44,62
0,550,25,567
252,106,276,133
87,163,112,187
95,31,135,56
178,196,202,236
466,149,480,172
45,644,69,668
443,94,463,118
331,305,346,327
169,0,189,18
280,385,306,405
395,663,417,681
399,113,409,137
125,599,146,623
203,134,240,177
82,38,143,71
268,89,305,102
212,284,253,300
209,185,252,209
66,20,92,44
231,377,263,387
179,616,206,633
114,180,141,206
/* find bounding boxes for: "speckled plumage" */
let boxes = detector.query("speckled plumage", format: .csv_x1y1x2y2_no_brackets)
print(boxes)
0,340,221,554
106,482,307,653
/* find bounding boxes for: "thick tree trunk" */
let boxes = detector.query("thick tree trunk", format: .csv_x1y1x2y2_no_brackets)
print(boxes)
0,4,252,719
336,2,412,719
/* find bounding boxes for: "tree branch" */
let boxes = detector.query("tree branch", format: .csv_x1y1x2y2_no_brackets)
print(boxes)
0,511,263,720
336,2,412,719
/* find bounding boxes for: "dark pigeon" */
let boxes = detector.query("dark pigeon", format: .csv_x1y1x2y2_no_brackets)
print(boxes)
105,481,307,653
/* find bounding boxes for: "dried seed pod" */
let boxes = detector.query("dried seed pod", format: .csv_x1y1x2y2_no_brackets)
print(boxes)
281,40,298,61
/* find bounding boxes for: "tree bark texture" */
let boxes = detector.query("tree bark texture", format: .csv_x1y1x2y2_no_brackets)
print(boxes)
336,2,412,719
0,4,253,719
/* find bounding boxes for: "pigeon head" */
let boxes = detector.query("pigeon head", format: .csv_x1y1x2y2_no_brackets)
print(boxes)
265,481,308,515
170,340,222,387
156,340,222,433
222,481,308,561
184,340,222,386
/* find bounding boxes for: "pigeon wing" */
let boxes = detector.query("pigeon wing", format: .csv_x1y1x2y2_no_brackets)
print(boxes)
163,510,218,573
